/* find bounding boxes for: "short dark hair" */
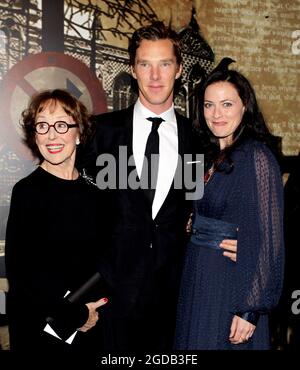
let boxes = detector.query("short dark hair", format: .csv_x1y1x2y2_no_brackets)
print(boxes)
21,89,91,163
128,21,182,66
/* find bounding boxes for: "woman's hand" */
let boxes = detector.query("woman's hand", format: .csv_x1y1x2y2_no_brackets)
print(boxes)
78,297,108,332
220,239,237,262
229,315,256,344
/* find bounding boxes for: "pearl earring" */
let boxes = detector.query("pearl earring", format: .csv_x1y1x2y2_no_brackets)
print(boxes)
76,137,80,145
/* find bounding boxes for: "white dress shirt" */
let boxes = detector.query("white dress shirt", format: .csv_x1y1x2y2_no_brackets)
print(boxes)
133,99,178,219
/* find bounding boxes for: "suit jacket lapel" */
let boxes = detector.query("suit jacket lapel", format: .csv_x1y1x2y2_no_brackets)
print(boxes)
154,112,188,221
175,111,186,158
123,105,152,213
123,105,134,160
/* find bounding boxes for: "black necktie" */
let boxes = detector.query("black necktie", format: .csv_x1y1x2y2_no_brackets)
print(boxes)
141,117,164,205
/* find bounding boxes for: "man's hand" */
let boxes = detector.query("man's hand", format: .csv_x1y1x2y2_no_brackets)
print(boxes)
220,239,237,262
78,297,108,332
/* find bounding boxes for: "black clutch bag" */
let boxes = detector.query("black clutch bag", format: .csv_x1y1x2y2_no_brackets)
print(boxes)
45,272,111,341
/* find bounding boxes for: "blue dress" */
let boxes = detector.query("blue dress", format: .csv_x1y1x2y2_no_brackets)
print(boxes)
175,139,284,350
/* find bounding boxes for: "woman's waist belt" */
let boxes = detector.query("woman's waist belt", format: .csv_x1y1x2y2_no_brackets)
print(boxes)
190,215,238,251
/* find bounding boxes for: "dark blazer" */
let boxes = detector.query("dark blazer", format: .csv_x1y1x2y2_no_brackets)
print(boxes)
79,104,196,351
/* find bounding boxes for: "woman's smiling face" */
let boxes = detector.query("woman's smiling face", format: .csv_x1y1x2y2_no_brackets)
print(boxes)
35,99,79,166
204,81,245,149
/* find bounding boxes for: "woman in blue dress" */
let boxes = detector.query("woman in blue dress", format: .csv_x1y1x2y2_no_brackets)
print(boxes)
175,68,284,350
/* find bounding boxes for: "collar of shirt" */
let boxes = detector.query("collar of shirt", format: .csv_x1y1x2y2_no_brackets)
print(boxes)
133,99,177,176
134,98,176,127
133,99,178,219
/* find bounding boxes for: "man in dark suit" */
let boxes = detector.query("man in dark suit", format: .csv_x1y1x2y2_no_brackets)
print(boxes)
81,21,236,351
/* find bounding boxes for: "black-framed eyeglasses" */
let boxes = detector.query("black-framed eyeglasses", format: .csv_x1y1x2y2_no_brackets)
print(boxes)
35,121,79,135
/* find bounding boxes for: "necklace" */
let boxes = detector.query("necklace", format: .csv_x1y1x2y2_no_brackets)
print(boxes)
81,168,98,186
204,164,215,185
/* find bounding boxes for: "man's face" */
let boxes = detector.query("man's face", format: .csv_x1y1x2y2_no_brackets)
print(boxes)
131,39,182,115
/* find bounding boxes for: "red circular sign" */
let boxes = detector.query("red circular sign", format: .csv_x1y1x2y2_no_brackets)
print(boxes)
0,52,107,158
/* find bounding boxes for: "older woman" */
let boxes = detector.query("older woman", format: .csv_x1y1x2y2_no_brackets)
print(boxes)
175,68,284,350
5,89,109,352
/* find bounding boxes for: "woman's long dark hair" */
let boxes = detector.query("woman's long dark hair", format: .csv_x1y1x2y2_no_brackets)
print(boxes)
193,68,282,172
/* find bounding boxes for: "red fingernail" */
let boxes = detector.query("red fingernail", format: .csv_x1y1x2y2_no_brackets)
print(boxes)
103,297,108,303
